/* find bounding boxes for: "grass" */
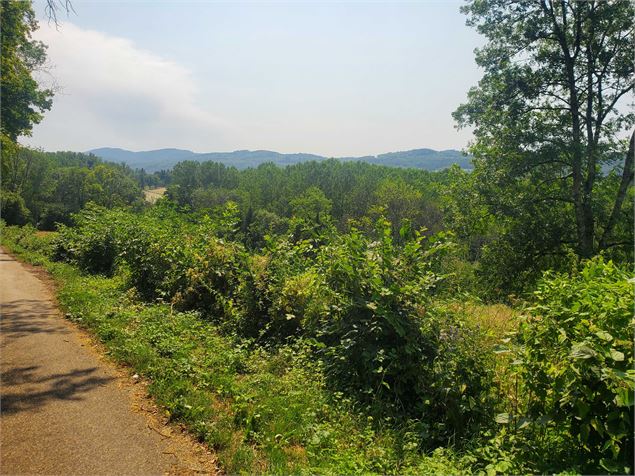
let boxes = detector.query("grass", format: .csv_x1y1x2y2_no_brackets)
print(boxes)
1,225,517,474
144,187,167,204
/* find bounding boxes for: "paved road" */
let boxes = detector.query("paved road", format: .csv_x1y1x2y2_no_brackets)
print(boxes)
0,248,217,475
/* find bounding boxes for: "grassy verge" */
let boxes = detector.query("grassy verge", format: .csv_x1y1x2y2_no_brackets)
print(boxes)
1,226,479,474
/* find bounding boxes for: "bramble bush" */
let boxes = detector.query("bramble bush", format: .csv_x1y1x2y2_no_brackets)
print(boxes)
518,258,634,474
54,204,123,275
50,204,498,448
11,204,633,474
310,221,495,443
477,257,635,474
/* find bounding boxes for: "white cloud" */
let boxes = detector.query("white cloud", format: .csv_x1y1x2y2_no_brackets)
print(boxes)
25,22,233,152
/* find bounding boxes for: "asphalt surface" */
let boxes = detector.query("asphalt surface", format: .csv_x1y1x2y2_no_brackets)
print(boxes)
0,247,217,475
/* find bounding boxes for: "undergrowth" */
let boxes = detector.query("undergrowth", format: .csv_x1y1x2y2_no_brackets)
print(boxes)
2,217,632,475
1,224,472,474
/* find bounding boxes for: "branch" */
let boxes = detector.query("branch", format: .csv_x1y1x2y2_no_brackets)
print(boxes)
602,241,632,250
45,0,75,27
599,83,635,124
599,130,634,250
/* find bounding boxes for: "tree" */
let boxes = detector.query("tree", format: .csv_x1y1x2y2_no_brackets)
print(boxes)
372,177,429,240
454,0,634,260
0,189,31,225
290,186,332,224
0,0,54,141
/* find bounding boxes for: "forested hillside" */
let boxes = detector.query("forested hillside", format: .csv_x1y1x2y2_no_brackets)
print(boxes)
1,0,633,474
89,147,471,172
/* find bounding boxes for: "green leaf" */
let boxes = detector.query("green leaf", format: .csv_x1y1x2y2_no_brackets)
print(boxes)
493,344,510,354
516,417,531,430
599,458,623,474
575,401,590,419
590,418,604,436
615,388,634,407
570,343,596,359
609,348,624,362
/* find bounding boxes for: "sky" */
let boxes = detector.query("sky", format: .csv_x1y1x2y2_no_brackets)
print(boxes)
26,0,484,156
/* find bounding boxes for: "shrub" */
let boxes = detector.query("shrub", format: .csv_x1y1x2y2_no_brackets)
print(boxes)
46,205,498,448
314,225,438,411
53,204,122,275
517,258,634,473
122,224,188,299
39,203,73,230
173,236,246,321
1,190,31,225
308,220,496,444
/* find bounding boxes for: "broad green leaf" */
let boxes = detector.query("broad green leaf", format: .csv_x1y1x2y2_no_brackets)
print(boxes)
615,388,634,407
516,417,531,430
609,348,624,362
570,343,596,359
492,344,510,354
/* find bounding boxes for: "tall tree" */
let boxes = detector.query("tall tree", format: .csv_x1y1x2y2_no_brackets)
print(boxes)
0,0,54,141
454,0,634,259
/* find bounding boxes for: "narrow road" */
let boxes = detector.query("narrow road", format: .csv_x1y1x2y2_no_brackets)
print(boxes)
0,248,217,475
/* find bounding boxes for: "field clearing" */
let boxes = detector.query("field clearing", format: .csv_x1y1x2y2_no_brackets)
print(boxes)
144,187,166,203
466,303,517,337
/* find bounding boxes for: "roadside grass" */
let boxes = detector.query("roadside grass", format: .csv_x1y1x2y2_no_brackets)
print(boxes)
1,226,478,474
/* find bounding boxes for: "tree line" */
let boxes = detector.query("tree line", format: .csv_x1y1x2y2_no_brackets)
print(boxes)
1,145,146,228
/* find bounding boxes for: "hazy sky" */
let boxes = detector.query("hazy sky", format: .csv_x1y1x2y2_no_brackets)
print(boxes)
26,0,484,156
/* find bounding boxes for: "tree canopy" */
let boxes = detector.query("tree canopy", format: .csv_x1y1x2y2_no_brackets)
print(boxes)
0,0,53,141
454,0,634,262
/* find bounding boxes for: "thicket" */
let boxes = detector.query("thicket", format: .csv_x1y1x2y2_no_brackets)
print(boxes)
52,204,495,441
37,201,633,474
159,156,633,300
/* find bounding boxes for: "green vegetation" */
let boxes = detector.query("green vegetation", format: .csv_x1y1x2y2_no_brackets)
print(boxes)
454,0,634,293
1,0,633,474
2,205,632,474
164,159,446,243
1,222,477,474
1,148,148,229
0,0,52,141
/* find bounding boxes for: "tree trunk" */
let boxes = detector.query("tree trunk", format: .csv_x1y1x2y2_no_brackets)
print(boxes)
599,131,635,250
551,0,595,258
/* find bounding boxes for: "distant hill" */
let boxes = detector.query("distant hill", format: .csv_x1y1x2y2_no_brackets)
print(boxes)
89,147,472,172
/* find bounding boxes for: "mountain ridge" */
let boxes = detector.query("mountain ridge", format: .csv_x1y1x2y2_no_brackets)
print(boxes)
88,147,472,172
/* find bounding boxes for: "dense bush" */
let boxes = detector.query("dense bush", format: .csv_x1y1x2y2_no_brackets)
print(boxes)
51,205,497,447
117,211,192,300
173,236,246,321
54,204,123,275
517,258,634,473
1,190,31,225
11,200,635,474
315,224,439,408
